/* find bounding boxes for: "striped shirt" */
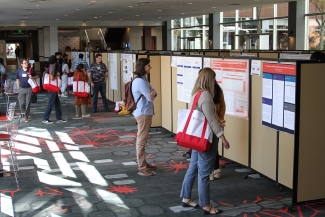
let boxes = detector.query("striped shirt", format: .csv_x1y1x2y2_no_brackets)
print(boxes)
74,59,90,72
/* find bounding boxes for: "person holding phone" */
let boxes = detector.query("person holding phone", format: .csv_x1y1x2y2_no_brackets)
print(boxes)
16,59,38,122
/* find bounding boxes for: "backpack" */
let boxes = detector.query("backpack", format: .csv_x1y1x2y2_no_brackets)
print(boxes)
124,76,143,112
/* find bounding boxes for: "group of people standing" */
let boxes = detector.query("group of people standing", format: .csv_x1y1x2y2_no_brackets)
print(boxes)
15,51,110,124
130,58,230,215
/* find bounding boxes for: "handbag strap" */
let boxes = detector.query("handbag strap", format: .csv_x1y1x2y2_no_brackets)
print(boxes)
182,90,207,137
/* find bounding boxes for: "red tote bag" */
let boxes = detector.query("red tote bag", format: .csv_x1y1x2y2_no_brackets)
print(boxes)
73,72,90,98
175,90,213,152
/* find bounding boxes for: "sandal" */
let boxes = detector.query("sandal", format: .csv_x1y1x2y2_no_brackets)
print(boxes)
203,206,223,215
182,199,199,208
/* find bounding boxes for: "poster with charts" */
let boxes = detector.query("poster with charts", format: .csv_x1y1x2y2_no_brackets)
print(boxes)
121,54,134,84
176,56,202,103
207,58,249,119
109,53,118,90
261,62,296,134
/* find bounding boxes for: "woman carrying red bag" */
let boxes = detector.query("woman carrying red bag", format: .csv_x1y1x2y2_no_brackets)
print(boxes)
179,67,230,215
74,64,91,118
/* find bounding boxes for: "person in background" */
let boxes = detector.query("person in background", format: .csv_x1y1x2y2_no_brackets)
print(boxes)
209,80,226,180
60,58,69,97
131,58,158,176
85,42,93,52
55,52,63,77
88,53,109,113
74,53,90,72
16,59,38,123
0,58,6,92
74,64,91,118
15,45,20,59
95,42,100,51
179,67,230,215
42,55,67,124
310,50,325,60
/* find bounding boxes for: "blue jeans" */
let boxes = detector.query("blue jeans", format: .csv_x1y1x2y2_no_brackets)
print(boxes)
180,136,218,207
92,82,108,111
43,92,62,121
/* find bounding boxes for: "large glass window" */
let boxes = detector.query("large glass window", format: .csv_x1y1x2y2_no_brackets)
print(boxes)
171,15,209,50
307,1,325,50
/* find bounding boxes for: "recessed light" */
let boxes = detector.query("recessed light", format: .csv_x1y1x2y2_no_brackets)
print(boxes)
75,9,80,10
64,15,68,16
212,7,216,8
94,17,97,18
158,10,162,11
91,0,96,2
181,13,185,14
35,5,39,6
136,15,139,16
128,5,133,7
119,19,123,20
56,19,59,20
108,12,113,13
188,2,193,4
158,17,161,18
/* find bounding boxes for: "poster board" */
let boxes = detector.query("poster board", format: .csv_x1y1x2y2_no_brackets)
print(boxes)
294,63,325,203
176,56,202,103
121,54,134,84
109,53,118,91
161,56,173,132
261,62,296,134
206,58,250,119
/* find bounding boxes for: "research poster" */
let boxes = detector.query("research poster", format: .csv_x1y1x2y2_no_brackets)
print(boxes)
121,54,134,83
207,58,249,119
71,52,80,70
262,62,296,134
109,53,118,90
176,56,202,103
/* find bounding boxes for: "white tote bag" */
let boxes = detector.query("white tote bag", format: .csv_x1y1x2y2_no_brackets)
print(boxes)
28,78,41,93
175,91,213,152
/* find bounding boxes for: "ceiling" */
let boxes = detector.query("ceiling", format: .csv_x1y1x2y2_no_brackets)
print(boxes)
0,0,290,29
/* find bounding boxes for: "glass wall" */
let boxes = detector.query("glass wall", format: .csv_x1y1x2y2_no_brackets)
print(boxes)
171,15,209,50
307,0,325,50
171,1,316,50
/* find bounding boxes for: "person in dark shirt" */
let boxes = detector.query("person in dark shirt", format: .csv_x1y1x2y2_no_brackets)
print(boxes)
88,53,109,112
15,46,20,59
16,58,38,122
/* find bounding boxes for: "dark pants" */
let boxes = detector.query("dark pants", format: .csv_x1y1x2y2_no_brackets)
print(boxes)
43,92,62,121
92,82,108,111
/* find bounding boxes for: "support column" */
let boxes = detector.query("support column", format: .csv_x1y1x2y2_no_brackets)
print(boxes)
143,27,152,50
288,0,307,50
38,29,44,61
43,26,58,60
163,21,171,50
211,12,223,49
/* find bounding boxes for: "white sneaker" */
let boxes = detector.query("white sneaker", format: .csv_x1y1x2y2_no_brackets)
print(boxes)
214,169,222,179
61,94,68,98
82,114,90,118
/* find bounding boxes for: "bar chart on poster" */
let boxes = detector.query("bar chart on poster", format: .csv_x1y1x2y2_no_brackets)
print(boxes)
205,58,249,119
262,62,296,134
176,56,202,103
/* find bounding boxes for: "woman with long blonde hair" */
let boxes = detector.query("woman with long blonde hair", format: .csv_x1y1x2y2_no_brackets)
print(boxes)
180,67,230,215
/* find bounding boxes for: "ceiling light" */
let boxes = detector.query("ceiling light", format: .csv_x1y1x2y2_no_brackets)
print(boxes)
188,2,193,4
56,19,59,20
108,12,113,13
136,15,139,16
75,9,80,10
64,15,68,16
181,13,185,14
158,10,162,11
91,0,96,2
94,17,97,18
35,5,39,6
212,7,216,8
158,17,161,18
128,6,133,7
119,19,123,20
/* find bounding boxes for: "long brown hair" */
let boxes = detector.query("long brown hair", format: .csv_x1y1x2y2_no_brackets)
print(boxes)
134,58,150,76
191,67,216,97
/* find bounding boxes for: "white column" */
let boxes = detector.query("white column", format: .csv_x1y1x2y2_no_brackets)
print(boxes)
49,26,58,54
43,27,51,60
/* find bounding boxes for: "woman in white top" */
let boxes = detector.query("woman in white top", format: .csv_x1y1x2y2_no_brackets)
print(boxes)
60,58,69,97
